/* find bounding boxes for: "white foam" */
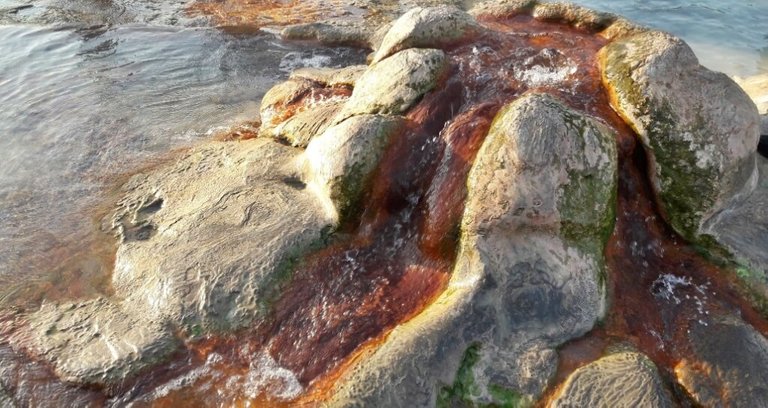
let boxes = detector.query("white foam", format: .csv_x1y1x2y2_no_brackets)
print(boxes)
279,51,333,74
242,352,304,400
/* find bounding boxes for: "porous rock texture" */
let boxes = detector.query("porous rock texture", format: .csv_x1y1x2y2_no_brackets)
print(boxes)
13,18,451,387
25,297,176,385
18,139,338,386
304,114,405,220
328,93,616,406
551,352,673,408
334,47,446,121
8,2,768,405
600,30,761,243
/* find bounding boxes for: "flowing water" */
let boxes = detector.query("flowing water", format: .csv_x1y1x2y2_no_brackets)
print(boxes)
0,15,366,307
0,0,767,405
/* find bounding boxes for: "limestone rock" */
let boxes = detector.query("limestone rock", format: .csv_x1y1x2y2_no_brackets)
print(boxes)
280,21,370,47
327,93,616,406
268,100,346,147
551,352,673,408
468,0,537,18
335,48,446,122
600,30,761,243
676,316,768,407
706,157,768,311
259,76,351,147
260,78,315,118
734,73,768,115
110,139,335,333
305,114,404,220
25,297,177,385
371,6,481,64
531,2,615,32
289,65,367,88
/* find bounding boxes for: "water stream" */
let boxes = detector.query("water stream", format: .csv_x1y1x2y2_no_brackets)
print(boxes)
0,0,766,405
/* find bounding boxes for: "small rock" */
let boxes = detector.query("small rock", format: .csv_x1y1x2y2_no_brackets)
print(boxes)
25,297,177,386
551,352,673,407
289,65,367,87
676,316,768,407
600,30,760,242
532,2,615,32
335,48,446,122
468,0,537,18
269,100,346,147
371,6,481,64
280,21,370,47
304,114,405,221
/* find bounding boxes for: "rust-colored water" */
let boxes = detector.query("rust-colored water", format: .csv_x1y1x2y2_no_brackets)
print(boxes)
144,15,618,406
3,12,767,408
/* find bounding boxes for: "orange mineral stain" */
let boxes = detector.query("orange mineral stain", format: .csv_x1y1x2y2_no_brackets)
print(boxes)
3,11,768,408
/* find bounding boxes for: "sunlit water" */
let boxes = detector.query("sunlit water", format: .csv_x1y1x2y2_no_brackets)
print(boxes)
570,0,768,77
0,20,364,306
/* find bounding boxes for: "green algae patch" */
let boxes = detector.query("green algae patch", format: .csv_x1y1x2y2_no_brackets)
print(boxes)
438,344,532,408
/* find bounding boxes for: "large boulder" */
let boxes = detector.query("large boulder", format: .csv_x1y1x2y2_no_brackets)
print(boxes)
551,351,673,407
600,30,760,243
109,139,335,334
675,316,768,407
334,48,446,122
371,6,481,64
327,93,616,406
304,114,405,221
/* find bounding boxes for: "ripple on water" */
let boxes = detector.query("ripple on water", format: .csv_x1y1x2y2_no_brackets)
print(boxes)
0,24,366,308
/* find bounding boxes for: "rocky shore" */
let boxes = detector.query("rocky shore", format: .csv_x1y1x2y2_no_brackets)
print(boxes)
2,1,768,406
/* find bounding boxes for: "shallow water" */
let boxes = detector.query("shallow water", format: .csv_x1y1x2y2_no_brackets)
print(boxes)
0,23,365,306
0,0,766,404
570,0,768,77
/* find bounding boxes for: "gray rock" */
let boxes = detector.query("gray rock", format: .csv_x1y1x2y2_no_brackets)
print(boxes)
304,114,404,221
25,297,177,385
468,0,537,18
676,316,768,408
706,157,768,311
289,65,367,88
551,352,673,408
335,48,446,122
110,139,335,333
531,2,616,32
734,73,768,115
327,93,615,407
280,21,370,47
371,6,481,64
600,30,761,243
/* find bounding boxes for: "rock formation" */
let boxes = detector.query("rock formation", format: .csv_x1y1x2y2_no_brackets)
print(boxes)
2,1,768,407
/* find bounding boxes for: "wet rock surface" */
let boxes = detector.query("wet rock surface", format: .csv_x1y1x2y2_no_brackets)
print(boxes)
24,297,177,386
329,93,616,407
552,351,673,408
334,48,446,121
600,30,761,242
3,1,768,407
676,317,768,407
